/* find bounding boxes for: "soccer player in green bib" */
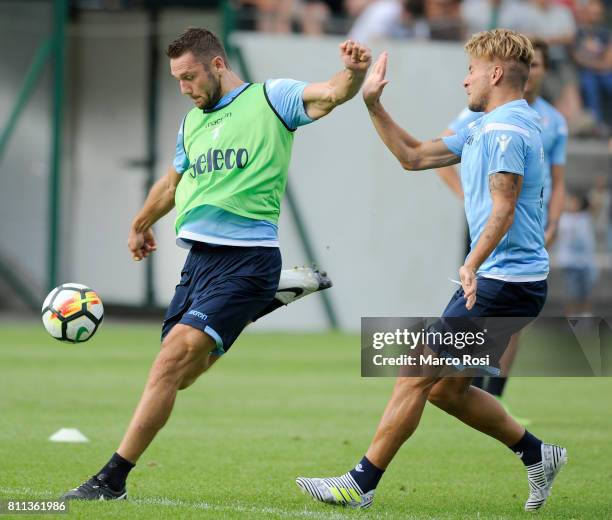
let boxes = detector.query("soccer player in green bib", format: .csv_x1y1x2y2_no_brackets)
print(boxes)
61,28,371,501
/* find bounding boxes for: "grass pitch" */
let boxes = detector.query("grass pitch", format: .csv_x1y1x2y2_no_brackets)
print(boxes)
1,321,611,519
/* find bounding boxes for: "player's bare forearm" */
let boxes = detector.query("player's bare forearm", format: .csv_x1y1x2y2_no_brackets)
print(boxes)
303,40,371,119
330,67,367,106
368,103,458,170
131,168,179,232
367,101,419,166
303,69,367,119
545,165,565,247
465,172,522,272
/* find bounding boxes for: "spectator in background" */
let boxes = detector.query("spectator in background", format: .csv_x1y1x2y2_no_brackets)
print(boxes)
239,0,296,33
588,174,612,250
555,192,599,316
302,0,394,35
302,0,348,34
425,0,464,40
460,0,531,36
345,0,376,19
573,0,612,134
348,0,429,42
524,0,590,133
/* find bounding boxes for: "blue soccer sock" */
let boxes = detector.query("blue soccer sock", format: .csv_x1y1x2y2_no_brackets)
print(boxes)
510,430,543,466
349,456,385,493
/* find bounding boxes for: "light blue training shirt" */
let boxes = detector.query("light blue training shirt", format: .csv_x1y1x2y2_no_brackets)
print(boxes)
443,99,549,281
449,97,567,226
173,79,314,248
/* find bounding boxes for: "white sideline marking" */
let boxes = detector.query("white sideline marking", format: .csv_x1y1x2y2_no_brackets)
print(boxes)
0,487,372,519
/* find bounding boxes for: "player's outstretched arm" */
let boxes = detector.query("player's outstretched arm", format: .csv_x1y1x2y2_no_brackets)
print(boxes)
460,172,522,309
128,167,181,261
363,52,460,171
301,40,371,120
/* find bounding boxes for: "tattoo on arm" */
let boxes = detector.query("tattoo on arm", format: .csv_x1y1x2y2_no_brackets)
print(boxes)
488,172,521,197
430,138,442,143
479,172,522,241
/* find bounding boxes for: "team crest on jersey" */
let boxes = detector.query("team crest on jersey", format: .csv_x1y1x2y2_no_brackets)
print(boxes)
496,134,512,153
212,123,225,141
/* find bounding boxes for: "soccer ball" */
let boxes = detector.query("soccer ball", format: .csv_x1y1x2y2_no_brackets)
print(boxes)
41,283,104,343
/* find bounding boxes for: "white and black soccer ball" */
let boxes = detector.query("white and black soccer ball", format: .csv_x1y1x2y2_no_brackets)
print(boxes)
41,283,104,343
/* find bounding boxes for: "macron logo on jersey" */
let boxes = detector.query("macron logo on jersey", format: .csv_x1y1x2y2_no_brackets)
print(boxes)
496,134,512,153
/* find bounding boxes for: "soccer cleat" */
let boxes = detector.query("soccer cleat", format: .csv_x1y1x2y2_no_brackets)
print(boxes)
275,266,333,305
60,475,127,501
295,474,374,509
524,444,568,511
251,266,333,322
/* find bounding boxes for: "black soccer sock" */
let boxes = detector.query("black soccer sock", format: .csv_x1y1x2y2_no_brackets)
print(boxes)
96,452,135,491
486,377,507,397
349,456,385,493
510,430,543,466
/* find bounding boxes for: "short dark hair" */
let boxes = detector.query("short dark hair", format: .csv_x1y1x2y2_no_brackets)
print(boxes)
530,37,550,69
166,27,229,67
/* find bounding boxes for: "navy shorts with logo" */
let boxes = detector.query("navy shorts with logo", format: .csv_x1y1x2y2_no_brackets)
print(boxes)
161,243,281,355
426,277,547,375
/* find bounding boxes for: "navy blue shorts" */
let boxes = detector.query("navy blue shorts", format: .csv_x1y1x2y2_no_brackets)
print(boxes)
442,277,547,319
161,243,281,355
426,278,547,375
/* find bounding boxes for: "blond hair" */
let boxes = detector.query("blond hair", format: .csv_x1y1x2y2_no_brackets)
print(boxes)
465,29,534,88
465,29,534,66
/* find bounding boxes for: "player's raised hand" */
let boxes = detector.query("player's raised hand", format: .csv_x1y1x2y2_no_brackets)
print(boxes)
128,227,157,261
339,40,371,74
459,264,477,310
362,52,389,108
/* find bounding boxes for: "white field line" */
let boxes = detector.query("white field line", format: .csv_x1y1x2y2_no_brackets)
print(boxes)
0,487,394,519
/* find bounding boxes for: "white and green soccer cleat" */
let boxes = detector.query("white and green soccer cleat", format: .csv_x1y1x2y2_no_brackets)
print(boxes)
275,266,332,305
251,266,333,323
524,444,568,511
295,474,374,509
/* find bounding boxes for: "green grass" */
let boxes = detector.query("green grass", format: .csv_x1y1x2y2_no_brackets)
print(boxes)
1,322,611,519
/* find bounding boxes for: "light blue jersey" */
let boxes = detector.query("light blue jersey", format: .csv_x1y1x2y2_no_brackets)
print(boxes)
443,99,549,281
448,97,567,226
173,79,314,248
